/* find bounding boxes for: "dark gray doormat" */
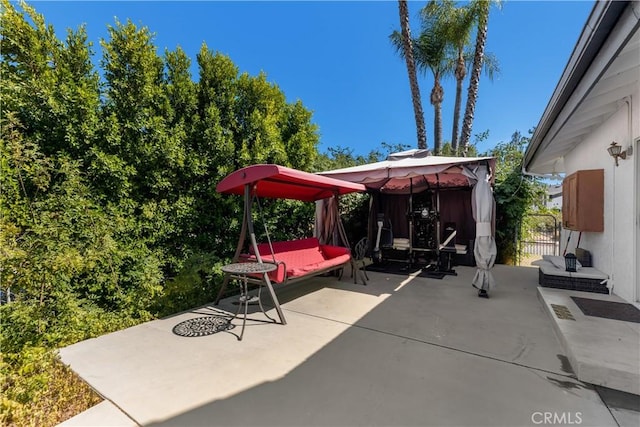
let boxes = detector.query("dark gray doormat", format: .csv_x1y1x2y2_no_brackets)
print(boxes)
418,270,447,279
571,297,640,323
363,263,421,276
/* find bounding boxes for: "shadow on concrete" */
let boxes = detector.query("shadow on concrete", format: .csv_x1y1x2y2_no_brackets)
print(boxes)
142,265,624,427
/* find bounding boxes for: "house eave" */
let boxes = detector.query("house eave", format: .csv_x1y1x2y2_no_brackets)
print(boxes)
523,0,640,176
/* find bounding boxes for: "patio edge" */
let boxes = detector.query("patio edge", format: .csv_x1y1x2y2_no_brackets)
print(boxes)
537,287,640,396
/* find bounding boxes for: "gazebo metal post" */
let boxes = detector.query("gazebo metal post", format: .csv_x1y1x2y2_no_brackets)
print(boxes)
435,174,441,257
408,178,414,267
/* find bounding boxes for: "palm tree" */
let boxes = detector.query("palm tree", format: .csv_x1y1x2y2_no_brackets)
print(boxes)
435,1,475,154
414,30,449,155
459,0,501,155
448,47,500,153
392,1,451,155
396,0,427,150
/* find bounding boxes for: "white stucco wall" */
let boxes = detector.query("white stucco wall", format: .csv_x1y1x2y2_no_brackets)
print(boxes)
562,92,638,303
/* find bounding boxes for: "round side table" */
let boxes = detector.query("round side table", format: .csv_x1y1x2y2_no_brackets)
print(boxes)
221,262,278,340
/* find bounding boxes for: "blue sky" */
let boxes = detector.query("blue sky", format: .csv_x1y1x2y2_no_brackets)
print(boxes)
27,0,594,156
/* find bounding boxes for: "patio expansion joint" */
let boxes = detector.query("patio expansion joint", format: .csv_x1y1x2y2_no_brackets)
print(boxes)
65,391,142,427
593,387,624,427
103,398,141,427
283,307,581,382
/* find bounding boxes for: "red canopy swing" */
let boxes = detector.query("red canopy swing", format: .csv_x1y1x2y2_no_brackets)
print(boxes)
214,164,366,324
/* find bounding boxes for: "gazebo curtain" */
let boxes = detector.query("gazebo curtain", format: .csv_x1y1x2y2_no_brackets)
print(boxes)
464,165,497,291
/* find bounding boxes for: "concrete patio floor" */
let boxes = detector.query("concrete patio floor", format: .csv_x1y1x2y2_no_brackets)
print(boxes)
58,264,639,427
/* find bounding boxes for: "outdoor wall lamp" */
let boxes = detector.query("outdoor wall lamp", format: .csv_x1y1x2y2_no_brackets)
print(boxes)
607,141,627,166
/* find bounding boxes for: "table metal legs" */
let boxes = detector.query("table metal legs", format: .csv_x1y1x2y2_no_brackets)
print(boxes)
256,284,275,323
233,276,249,341
232,276,277,341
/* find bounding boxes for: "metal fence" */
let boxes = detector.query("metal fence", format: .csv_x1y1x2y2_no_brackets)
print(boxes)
518,213,560,264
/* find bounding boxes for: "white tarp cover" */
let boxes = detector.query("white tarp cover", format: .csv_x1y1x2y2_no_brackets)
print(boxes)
466,165,497,292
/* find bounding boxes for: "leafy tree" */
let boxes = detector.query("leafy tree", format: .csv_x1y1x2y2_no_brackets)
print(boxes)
191,45,239,256
165,47,198,128
1,113,161,425
315,146,380,171
162,46,205,258
191,44,320,261
1,2,325,424
1,119,161,340
313,147,385,251
100,19,181,199
484,130,544,263
281,100,319,171
0,0,101,165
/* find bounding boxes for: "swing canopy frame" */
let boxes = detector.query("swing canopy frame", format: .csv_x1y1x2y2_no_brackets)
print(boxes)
215,164,366,326
216,164,366,201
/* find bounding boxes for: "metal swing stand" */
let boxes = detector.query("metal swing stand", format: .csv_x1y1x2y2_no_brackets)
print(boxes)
213,164,367,337
216,184,287,326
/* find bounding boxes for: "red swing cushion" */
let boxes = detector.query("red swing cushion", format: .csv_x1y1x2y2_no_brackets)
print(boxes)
246,237,351,283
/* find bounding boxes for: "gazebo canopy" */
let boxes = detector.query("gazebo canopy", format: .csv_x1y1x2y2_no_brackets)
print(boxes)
319,149,495,194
